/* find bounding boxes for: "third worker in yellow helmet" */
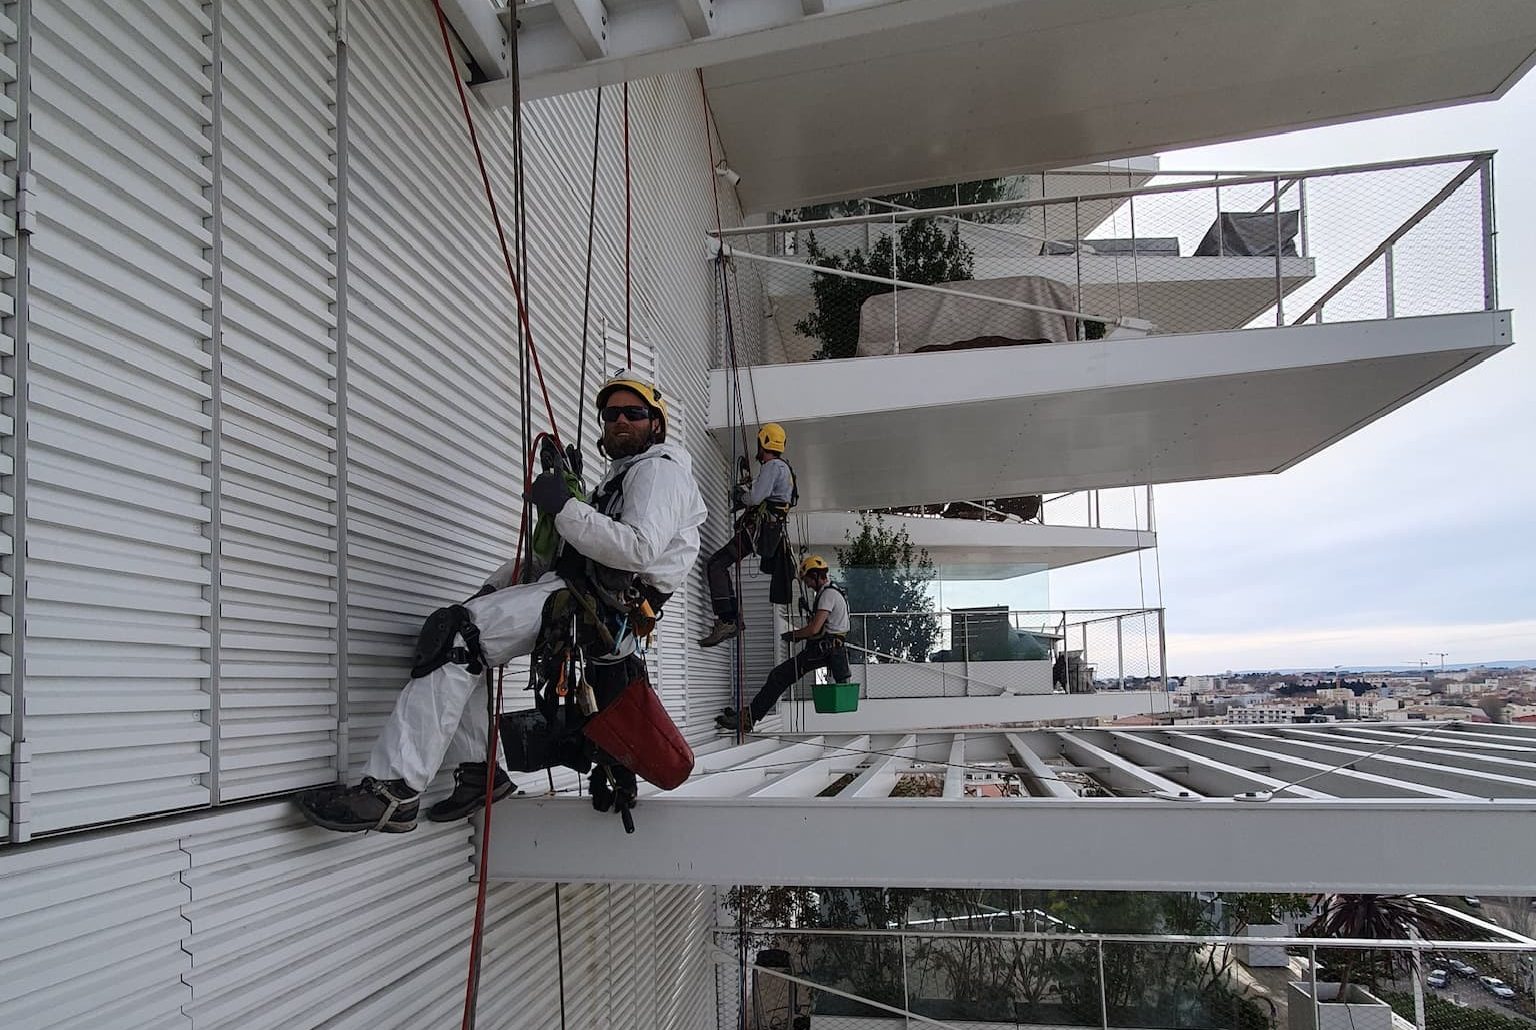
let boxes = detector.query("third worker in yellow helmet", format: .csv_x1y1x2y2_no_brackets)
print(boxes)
716,555,850,732
698,422,798,647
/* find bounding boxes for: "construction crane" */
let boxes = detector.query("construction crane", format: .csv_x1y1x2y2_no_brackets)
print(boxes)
1430,651,1449,673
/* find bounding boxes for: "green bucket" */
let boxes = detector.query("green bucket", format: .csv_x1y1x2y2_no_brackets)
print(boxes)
811,682,860,714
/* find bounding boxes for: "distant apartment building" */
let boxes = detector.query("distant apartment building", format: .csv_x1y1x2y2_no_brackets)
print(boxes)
1347,695,1402,719
1227,703,1310,725
1185,676,1225,694
1315,687,1354,702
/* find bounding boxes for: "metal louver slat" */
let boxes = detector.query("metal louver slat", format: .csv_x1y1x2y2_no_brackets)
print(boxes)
1,0,19,842
23,0,214,833
214,0,341,800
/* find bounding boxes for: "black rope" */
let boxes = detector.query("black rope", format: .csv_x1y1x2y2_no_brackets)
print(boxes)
554,883,570,1030
576,86,604,448
509,11,536,584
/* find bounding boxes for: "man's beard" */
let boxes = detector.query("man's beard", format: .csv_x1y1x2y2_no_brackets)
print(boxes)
603,425,653,457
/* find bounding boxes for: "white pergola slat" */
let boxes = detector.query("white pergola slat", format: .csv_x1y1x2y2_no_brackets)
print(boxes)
488,722,1536,891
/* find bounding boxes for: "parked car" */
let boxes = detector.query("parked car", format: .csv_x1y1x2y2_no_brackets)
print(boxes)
1462,895,1482,907
1449,959,1478,976
1427,969,1449,989
1479,976,1516,999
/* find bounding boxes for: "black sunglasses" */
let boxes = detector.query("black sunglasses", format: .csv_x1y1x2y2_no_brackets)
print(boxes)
601,405,654,424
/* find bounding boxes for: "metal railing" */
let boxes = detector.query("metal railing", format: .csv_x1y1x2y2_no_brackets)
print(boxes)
719,924,1536,1030
864,485,1155,535
714,152,1496,367
834,608,1166,698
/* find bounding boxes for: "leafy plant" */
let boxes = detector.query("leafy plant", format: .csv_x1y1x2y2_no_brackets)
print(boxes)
835,513,938,662
1305,894,1458,999
795,219,974,360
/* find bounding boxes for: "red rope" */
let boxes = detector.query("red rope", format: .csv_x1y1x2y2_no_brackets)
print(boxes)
426,4,561,1028
623,81,633,368
431,0,563,450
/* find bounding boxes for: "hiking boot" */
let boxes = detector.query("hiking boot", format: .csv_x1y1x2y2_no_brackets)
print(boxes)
716,708,754,732
589,766,640,813
297,777,419,833
426,762,517,822
697,619,742,648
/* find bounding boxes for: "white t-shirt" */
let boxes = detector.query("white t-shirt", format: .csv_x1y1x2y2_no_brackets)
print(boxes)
814,584,850,636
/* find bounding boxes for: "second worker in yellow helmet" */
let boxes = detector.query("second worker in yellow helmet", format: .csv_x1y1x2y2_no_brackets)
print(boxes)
698,422,798,648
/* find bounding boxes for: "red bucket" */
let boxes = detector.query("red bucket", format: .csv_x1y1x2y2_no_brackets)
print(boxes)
582,675,695,790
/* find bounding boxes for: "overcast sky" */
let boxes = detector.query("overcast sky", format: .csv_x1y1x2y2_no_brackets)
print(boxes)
1039,76,1536,675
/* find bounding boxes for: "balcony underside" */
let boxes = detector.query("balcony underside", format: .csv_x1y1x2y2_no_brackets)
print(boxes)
487,723,1536,892
709,311,1511,512
483,1,1536,212
797,513,1153,578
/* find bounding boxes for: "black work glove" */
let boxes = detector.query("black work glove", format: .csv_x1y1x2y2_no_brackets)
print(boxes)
780,630,796,643
731,485,748,510
530,470,573,515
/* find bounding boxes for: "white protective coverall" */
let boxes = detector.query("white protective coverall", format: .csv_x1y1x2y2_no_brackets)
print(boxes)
364,442,708,790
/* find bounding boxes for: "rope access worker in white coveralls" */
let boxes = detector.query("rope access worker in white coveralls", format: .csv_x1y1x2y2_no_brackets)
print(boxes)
298,371,707,834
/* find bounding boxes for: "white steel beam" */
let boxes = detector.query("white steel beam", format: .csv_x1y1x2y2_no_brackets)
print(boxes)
748,735,870,798
1168,731,1470,800
1054,730,1198,799
486,796,1536,892
664,736,829,797
1103,730,1330,800
491,0,997,104
552,0,610,60
1220,729,1536,798
1279,727,1536,780
843,733,919,798
674,0,715,39
942,734,966,799
1004,733,1076,800
438,0,511,80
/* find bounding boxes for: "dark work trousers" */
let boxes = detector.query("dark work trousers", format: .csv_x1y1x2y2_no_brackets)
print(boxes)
705,520,755,621
748,637,852,721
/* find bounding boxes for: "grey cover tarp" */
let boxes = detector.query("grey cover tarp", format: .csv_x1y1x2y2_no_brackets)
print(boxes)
1194,211,1300,257
856,274,1079,356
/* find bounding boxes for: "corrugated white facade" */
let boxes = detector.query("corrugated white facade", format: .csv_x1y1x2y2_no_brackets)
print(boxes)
1,0,743,1025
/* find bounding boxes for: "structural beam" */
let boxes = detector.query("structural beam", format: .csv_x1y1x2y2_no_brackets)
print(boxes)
1101,730,1330,800
438,0,511,80
487,796,1536,892
1169,731,1471,800
674,0,715,39
843,733,918,798
748,735,869,798
942,735,966,799
552,0,610,60
1004,733,1076,800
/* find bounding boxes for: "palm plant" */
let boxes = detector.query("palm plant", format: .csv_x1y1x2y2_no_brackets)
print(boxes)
1304,894,1457,1000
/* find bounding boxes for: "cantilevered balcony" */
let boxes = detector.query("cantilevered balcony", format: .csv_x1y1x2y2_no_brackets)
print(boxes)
467,1,1536,213
488,722,1536,893
709,153,1510,512
797,487,1154,580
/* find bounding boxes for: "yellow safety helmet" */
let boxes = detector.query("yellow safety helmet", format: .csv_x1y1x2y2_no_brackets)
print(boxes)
798,555,829,578
595,369,668,440
757,422,787,454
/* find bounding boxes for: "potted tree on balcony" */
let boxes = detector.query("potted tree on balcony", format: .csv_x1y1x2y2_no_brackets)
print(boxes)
1286,894,1455,1030
1226,893,1312,968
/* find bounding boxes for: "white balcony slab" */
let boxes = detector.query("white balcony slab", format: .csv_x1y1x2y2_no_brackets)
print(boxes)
709,310,1511,511
797,513,1153,578
486,1,1536,212
486,723,1536,892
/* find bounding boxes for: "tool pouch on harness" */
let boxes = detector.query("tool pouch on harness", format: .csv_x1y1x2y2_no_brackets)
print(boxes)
582,663,695,790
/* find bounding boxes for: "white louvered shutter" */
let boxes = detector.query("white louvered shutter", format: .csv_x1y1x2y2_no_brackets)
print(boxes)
214,0,342,799
23,0,215,832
